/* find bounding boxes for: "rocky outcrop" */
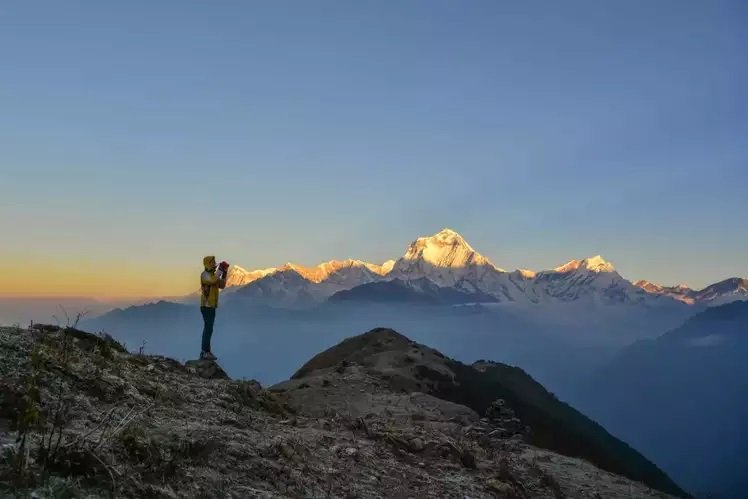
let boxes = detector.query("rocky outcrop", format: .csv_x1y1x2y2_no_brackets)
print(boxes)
465,399,531,447
185,359,230,380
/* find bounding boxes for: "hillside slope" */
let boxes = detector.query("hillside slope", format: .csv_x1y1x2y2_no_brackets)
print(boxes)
283,328,685,497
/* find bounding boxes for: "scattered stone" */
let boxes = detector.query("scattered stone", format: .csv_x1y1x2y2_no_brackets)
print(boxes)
486,478,514,496
409,437,425,452
470,399,528,445
240,379,263,392
460,448,477,469
30,323,62,333
279,442,297,460
335,360,351,374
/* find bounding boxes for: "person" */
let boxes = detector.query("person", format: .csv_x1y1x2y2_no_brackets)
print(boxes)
200,255,227,360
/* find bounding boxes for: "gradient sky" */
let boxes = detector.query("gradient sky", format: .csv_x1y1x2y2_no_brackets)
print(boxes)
1,0,746,298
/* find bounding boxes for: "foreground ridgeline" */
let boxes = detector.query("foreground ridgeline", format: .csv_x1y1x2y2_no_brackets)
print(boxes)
0,325,683,498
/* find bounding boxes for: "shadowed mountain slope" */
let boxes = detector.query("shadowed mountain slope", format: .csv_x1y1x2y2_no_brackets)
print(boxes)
580,301,748,497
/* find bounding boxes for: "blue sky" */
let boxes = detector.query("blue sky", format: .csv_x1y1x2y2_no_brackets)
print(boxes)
1,0,746,296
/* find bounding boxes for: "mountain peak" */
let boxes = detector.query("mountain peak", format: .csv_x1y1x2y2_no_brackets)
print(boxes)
402,228,500,270
516,269,537,279
421,228,472,248
433,227,461,238
634,279,658,290
693,277,748,304
225,264,277,287
366,259,396,276
554,255,615,273
584,255,615,272
277,260,384,283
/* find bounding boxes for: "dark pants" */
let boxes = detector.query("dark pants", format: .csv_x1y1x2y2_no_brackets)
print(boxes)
200,306,216,352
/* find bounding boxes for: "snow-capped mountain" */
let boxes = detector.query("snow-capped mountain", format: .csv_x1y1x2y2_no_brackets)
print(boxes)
693,278,748,305
530,256,651,305
392,228,504,279
225,259,392,307
634,277,748,306
552,255,615,274
219,228,745,309
226,259,393,289
633,281,695,305
225,265,277,287
283,259,392,284
229,268,324,308
387,229,526,301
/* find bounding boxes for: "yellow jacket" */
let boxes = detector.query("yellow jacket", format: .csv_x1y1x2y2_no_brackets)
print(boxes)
200,256,226,308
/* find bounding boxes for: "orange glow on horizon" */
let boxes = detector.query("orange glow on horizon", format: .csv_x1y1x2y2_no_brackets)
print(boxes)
0,259,195,300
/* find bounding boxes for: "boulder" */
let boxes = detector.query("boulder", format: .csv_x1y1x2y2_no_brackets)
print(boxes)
185,359,230,380
409,437,425,452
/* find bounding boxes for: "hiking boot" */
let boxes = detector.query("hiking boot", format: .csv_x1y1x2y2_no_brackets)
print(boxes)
200,351,217,361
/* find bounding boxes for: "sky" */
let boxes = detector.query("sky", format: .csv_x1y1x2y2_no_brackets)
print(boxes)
1,0,746,298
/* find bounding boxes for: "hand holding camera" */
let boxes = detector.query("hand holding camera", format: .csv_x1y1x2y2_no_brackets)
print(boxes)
218,261,230,279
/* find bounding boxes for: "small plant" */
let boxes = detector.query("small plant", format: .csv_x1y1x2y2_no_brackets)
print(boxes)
8,326,142,493
95,335,114,361
37,379,73,473
52,305,89,330
14,347,44,485
117,424,151,462
529,459,565,499
12,331,78,486
450,439,477,469
497,456,513,482
36,329,75,475
31,475,81,499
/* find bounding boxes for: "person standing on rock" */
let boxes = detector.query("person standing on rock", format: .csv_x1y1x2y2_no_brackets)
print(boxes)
200,256,228,360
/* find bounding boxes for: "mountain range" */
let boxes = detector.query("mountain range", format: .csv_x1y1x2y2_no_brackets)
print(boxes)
635,277,748,306
218,228,746,309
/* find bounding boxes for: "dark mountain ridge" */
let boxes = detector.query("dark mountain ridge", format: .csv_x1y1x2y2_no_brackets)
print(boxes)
328,277,499,305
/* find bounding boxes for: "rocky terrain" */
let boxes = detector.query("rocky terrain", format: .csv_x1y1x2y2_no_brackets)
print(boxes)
0,325,682,498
